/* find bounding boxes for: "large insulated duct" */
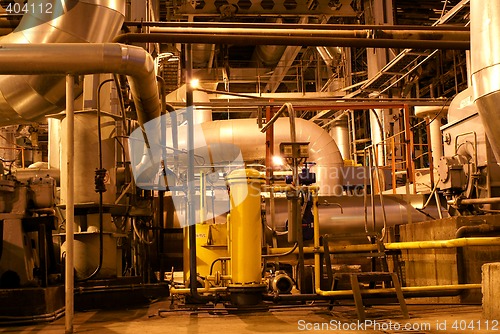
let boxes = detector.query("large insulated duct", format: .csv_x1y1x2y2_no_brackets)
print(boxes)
200,118,344,195
0,0,125,125
130,116,343,196
267,195,434,244
471,0,500,162
0,43,161,125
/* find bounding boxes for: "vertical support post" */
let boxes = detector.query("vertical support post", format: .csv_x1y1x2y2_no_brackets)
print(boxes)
403,104,414,191
65,74,75,334
199,171,206,224
185,43,195,227
265,105,274,185
425,116,435,188
312,188,320,291
391,137,396,194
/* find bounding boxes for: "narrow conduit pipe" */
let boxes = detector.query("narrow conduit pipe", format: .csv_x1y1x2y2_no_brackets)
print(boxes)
77,78,114,282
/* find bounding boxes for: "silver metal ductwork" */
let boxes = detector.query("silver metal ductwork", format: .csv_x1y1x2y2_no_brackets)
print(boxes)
0,43,161,125
316,46,343,68
200,118,344,195
471,0,500,161
0,0,125,125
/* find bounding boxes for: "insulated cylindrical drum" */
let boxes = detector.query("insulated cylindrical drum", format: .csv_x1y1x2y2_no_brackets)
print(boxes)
60,110,116,205
226,169,264,285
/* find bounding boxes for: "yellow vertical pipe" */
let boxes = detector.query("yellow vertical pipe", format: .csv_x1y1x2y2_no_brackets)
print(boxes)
226,169,264,285
312,188,322,294
199,171,206,224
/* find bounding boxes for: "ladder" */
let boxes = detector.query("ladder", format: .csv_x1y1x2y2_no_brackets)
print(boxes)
161,58,181,96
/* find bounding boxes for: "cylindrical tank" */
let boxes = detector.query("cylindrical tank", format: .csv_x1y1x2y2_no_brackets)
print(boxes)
227,168,265,285
414,106,447,167
29,175,56,209
60,110,116,205
226,168,266,305
266,195,435,245
61,228,119,280
329,115,350,160
48,118,61,170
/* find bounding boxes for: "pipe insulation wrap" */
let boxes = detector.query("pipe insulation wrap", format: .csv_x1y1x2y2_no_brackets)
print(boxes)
0,43,161,125
0,0,127,125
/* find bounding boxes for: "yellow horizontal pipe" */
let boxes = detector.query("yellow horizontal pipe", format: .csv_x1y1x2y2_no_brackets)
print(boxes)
170,277,228,295
170,286,228,295
206,274,232,282
315,283,481,297
269,244,377,255
270,237,500,256
385,237,500,250
309,188,485,298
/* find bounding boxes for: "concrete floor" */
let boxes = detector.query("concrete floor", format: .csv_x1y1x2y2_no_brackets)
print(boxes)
0,301,496,334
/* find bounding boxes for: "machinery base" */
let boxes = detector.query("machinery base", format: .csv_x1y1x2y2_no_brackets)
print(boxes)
0,285,65,325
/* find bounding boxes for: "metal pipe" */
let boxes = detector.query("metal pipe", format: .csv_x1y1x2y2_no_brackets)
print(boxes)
114,33,469,49
145,26,468,41
194,118,343,196
64,74,75,334
384,237,500,250
371,146,388,241
0,0,125,126
76,78,113,282
449,197,500,205
0,43,160,127
311,184,483,297
269,236,500,254
263,287,472,301
316,284,481,297
260,103,291,133
125,21,470,32
456,224,500,238
267,195,434,241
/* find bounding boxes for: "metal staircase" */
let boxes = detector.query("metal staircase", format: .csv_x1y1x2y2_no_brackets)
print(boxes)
356,0,470,96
